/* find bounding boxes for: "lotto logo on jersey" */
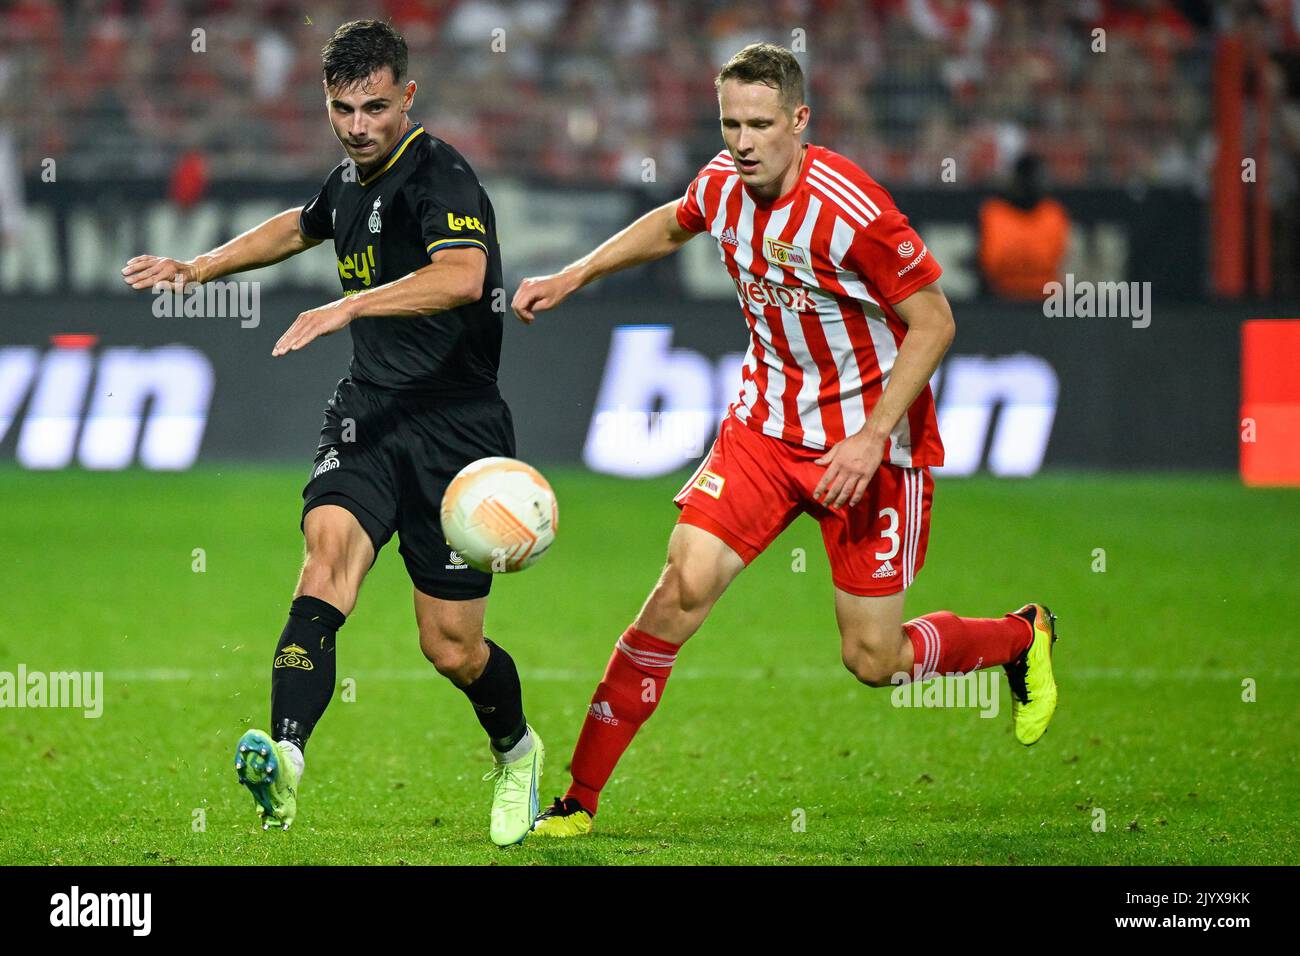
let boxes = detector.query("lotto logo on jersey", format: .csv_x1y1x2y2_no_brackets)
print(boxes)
734,276,819,313
764,237,811,269
446,212,486,234
694,469,725,499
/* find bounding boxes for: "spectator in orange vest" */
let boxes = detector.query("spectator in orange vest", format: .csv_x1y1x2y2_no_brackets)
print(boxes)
979,153,1070,300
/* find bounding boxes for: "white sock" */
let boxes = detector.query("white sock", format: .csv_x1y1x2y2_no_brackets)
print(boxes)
277,739,305,780
493,727,533,764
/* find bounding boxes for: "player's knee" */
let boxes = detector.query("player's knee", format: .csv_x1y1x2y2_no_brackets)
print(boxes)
421,634,471,681
658,556,717,616
419,623,485,684
842,645,900,688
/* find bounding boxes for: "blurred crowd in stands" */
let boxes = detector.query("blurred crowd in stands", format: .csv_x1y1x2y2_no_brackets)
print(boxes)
3,0,1297,184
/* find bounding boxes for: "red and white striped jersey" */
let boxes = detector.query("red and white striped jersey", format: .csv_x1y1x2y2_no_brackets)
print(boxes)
675,144,945,467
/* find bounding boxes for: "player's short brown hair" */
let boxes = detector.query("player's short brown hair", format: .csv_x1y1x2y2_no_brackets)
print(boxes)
322,19,408,90
715,43,805,113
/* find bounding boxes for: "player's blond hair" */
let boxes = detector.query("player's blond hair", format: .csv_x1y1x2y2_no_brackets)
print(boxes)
715,43,805,114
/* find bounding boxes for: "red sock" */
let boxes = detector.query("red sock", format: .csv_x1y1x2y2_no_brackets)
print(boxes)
565,627,678,814
904,611,1033,679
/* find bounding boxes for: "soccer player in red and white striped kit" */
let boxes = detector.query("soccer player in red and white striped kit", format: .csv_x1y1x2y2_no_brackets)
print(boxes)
511,43,1061,837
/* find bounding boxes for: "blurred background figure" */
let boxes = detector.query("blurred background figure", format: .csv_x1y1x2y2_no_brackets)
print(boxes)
978,153,1070,300
0,117,23,260
0,34,24,261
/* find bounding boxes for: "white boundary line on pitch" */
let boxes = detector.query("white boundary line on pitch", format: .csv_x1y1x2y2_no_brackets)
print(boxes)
104,667,1297,682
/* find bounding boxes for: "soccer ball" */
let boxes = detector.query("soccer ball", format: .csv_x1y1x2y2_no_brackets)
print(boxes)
440,457,558,573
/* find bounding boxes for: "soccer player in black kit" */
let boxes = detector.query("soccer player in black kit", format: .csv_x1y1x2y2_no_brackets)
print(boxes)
121,20,544,846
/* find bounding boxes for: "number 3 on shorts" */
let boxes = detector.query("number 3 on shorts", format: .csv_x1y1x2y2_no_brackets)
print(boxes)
874,507,900,560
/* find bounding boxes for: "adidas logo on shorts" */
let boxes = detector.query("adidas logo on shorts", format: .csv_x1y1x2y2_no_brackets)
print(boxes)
589,700,619,725
872,560,898,579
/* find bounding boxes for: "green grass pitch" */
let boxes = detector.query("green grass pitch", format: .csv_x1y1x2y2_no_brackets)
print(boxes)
0,466,1296,865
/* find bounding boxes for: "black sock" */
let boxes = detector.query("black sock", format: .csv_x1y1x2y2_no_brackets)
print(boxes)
461,638,528,753
270,595,346,752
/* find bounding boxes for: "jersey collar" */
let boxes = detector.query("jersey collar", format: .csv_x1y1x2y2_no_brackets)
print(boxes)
358,121,426,187
744,143,814,210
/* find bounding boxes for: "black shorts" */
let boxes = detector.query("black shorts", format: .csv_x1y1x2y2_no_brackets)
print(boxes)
300,377,515,601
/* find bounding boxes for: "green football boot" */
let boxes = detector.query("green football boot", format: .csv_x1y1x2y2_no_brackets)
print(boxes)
1003,604,1059,746
482,728,544,846
533,796,595,838
235,729,301,830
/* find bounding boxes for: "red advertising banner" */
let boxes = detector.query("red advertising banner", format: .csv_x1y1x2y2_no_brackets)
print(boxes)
1240,320,1300,486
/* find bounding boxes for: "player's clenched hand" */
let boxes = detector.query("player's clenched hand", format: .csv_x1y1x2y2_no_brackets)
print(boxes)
272,300,356,357
813,429,886,509
121,255,202,290
511,272,578,324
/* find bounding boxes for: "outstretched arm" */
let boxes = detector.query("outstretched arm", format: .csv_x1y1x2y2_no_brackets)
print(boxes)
511,199,695,323
271,246,486,357
121,207,320,289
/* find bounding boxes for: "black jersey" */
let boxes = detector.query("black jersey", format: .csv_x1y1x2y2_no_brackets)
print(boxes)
298,122,504,393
